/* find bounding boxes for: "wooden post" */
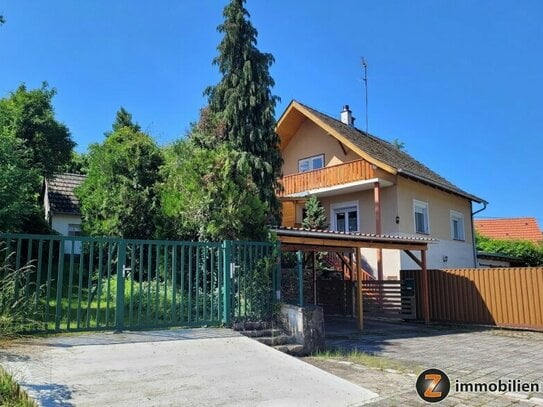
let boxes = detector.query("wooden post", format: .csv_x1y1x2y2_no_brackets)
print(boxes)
350,252,355,317
356,247,363,330
374,181,383,281
421,249,430,325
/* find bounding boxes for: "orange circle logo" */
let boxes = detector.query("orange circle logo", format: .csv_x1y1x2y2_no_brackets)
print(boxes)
415,368,451,402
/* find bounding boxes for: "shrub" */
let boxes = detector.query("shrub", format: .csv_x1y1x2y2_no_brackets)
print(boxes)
0,250,41,337
476,234,543,266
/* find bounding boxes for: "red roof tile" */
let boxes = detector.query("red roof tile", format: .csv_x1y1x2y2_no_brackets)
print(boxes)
474,218,543,243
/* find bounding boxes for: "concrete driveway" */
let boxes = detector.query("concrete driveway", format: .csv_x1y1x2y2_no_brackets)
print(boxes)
0,328,377,406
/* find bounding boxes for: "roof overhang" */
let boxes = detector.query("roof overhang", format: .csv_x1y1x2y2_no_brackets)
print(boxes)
276,100,397,175
272,227,435,252
397,169,487,204
282,177,394,199
476,251,522,262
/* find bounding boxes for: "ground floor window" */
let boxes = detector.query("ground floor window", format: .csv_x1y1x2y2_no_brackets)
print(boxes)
68,223,82,237
331,202,359,232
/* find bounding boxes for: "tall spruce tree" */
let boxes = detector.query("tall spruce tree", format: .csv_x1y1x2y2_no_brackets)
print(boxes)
205,0,282,221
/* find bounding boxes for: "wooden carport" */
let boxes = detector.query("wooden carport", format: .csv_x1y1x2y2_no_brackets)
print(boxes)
272,227,435,329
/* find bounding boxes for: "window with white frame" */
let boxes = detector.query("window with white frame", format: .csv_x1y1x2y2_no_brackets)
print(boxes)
450,211,465,241
331,202,359,233
413,200,429,234
68,224,81,237
298,154,324,173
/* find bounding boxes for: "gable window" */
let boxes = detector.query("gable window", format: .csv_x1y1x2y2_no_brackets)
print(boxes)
298,154,324,173
450,211,465,241
413,200,429,234
331,202,359,233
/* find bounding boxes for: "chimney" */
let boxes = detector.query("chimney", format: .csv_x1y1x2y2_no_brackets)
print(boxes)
340,105,355,126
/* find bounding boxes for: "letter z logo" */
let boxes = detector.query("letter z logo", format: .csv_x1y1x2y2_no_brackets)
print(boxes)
416,369,450,402
424,373,442,398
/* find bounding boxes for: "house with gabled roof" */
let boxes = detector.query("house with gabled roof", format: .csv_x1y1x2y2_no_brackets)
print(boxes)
276,100,487,279
43,173,86,253
474,217,543,244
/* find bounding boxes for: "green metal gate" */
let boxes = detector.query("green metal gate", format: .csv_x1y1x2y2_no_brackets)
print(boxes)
0,234,278,333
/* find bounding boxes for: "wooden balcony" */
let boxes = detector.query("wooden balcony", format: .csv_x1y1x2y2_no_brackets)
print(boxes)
278,159,375,197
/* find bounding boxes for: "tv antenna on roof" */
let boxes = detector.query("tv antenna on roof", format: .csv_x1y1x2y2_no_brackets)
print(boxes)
361,57,369,134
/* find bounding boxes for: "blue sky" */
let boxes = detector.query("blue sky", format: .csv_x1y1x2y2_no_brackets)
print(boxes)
1,1,542,224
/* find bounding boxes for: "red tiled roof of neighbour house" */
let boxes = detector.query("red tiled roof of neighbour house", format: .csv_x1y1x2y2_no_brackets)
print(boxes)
474,218,543,243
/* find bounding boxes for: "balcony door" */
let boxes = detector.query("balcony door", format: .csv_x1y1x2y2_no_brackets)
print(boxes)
331,202,359,233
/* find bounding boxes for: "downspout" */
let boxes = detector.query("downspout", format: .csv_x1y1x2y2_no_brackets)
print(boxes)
471,201,488,267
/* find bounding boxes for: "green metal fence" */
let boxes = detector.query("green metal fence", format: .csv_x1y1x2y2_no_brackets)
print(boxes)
0,234,279,333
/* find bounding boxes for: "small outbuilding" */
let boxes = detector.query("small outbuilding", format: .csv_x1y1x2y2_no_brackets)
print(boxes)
43,173,86,253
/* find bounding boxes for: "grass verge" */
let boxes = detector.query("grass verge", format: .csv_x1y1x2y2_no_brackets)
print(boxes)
0,367,36,407
313,348,422,374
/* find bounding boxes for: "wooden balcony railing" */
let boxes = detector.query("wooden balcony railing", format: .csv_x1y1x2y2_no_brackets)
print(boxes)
278,159,375,196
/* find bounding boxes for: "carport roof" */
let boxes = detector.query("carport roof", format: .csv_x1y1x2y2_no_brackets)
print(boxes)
271,226,435,251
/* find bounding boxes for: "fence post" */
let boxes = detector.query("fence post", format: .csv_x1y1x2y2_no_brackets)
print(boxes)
222,240,232,325
55,239,65,331
115,240,126,332
297,250,303,306
275,242,282,301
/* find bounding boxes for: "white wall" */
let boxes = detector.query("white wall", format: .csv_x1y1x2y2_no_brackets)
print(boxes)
359,239,475,279
360,248,402,280
401,239,475,270
51,214,82,255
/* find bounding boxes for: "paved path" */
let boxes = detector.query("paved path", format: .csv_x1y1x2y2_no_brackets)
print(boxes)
0,328,377,406
323,317,543,406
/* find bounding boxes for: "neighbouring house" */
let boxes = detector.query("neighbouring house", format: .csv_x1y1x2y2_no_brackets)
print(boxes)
474,217,543,244
474,217,542,267
43,173,86,254
476,252,523,268
276,100,487,279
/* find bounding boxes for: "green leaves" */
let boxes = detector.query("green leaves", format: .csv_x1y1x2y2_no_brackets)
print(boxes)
0,83,75,178
160,139,268,242
302,195,328,230
0,83,72,232
206,0,282,222
476,234,543,266
0,133,40,232
77,115,163,239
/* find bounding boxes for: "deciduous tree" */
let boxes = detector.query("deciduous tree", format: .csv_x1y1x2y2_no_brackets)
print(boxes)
0,83,75,178
161,141,268,242
0,133,40,231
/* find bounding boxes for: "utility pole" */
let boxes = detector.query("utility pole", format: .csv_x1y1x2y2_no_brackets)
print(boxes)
361,57,369,134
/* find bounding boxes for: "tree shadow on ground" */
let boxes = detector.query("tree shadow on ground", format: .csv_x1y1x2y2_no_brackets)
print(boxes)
22,382,74,407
